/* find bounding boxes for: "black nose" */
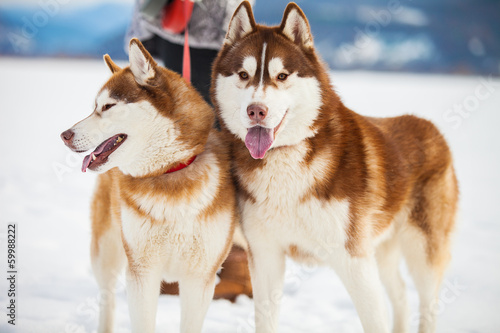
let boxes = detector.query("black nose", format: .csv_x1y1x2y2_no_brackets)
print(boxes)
60,129,74,144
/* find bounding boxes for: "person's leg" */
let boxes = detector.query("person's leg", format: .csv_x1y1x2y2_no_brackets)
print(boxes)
190,47,219,103
155,37,218,104
156,37,184,74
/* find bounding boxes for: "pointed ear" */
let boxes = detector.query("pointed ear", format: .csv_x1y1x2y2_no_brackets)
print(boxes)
103,54,121,73
128,38,158,85
279,3,313,49
224,1,256,46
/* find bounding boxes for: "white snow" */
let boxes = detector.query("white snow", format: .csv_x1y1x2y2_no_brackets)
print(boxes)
0,58,499,332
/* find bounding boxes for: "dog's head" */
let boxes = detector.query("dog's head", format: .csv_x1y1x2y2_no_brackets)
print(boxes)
213,2,331,159
61,38,213,177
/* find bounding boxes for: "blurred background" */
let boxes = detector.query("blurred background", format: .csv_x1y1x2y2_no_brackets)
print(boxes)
1,0,499,75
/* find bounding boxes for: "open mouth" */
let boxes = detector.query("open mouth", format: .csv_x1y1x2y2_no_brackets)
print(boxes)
245,111,287,159
81,134,127,172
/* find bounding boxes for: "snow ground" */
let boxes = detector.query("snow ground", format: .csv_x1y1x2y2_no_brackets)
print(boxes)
0,57,499,333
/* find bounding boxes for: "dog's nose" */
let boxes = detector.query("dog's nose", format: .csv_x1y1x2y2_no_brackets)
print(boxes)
247,104,268,122
60,129,74,144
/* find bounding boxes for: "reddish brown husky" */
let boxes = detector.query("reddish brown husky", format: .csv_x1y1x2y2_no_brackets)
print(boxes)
212,2,458,332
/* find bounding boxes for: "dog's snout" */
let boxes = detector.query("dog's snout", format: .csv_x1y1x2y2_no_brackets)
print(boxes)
247,104,268,122
61,129,75,145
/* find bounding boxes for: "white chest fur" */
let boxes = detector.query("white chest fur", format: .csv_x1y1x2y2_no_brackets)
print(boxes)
120,152,232,280
239,144,351,263
132,161,220,224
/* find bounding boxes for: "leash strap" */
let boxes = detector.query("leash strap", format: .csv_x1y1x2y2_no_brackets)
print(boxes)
182,0,191,82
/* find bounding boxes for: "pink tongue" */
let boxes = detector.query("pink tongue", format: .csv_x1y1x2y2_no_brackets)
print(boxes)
245,127,274,159
82,155,91,173
81,142,107,173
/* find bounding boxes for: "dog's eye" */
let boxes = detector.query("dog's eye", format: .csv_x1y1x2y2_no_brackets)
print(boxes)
239,71,249,80
102,104,116,112
277,73,288,81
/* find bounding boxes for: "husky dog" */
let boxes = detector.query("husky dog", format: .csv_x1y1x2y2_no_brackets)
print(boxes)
61,38,236,333
212,2,458,332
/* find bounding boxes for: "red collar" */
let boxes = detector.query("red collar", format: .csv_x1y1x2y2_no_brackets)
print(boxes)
164,155,197,174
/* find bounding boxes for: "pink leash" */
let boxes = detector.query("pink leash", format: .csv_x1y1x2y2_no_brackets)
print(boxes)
182,0,191,82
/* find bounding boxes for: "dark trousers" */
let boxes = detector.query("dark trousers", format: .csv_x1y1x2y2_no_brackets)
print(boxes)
144,35,218,104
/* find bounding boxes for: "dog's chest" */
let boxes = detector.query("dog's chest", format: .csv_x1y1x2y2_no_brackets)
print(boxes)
241,144,336,211
242,145,317,203
239,146,350,257
121,199,232,277
121,199,205,255
118,163,231,275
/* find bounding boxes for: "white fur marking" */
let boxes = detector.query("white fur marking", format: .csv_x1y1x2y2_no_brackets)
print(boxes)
96,89,117,111
131,152,221,223
259,43,267,86
70,100,193,177
268,58,285,78
215,69,322,149
242,56,257,77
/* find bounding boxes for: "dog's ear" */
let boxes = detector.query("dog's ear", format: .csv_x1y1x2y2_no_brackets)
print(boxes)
279,3,313,49
103,54,121,73
224,1,256,46
129,38,158,86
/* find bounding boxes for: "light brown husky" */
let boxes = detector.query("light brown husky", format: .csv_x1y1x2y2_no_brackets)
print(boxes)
61,38,237,333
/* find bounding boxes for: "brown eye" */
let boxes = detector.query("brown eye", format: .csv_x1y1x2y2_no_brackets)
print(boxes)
277,73,288,81
102,103,116,112
239,71,249,80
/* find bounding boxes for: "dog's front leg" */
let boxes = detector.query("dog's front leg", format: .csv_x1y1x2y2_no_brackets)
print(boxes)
91,225,126,333
126,265,162,333
178,276,216,333
247,239,286,333
335,255,390,333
